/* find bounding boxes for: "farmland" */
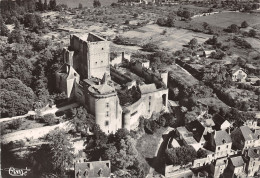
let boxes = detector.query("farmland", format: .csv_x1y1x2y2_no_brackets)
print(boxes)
121,24,212,52
193,12,260,29
56,0,117,8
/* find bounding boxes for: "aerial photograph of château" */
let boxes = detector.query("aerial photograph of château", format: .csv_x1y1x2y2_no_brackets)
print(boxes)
0,0,260,177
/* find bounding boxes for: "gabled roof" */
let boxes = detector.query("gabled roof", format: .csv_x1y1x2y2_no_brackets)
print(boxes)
240,126,256,141
75,160,111,178
186,120,205,143
214,130,232,146
91,84,115,94
138,83,157,94
231,66,247,74
230,156,244,167
254,129,260,139
248,147,260,159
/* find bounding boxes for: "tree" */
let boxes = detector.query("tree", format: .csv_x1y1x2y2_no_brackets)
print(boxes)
33,129,74,176
226,24,240,33
248,29,256,37
142,43,159,52
104,136,139,169
165,145,197,166
197,148,208,158
0,16,10,36
49,0,57,10
188,38,198,49
44,0,48,10
93,0,101,8
8,29,24,43
241,21,249,28
0,78,35,117
78,3,83,9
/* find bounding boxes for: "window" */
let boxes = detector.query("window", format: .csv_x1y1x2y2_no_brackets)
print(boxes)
218,147,220,151
101,61,103,63
106,103,109,108
102,48,104,50
149,96,152,100
148,110,150,113
226,145,229,148
106,111,109,117
149,102,151,106
105,121,109,126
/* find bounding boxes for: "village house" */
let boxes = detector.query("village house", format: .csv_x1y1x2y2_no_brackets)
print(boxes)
212,116,231,132
231,126,257,153
244,147,260,177
209,157,228,178
74,160,111,178
176,127,203,151
206,130,232,159
225,156,246,178
230,66,247,82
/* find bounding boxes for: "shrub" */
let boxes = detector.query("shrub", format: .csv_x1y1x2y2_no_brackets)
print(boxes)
9,119,23,130
142,43,159,52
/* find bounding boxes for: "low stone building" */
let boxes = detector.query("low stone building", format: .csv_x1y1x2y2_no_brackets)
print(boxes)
74,160,111,178
231,126,257,153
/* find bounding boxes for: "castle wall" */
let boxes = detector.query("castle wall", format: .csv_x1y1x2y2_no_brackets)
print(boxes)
123,88,168,130
68,34,110,79
88,41,110,79
86,92,122,134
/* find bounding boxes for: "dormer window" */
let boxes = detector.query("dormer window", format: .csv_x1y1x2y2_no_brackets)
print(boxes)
222,139,226,144
84,169,89,176
98,168,103,177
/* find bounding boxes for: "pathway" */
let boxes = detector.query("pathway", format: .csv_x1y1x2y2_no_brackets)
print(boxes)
146,127,174,178
0,103,79,123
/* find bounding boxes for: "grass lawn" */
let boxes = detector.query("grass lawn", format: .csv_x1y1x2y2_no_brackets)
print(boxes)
136,127,167,159
198,97,229,109
193,12,260,29
57,0,117,8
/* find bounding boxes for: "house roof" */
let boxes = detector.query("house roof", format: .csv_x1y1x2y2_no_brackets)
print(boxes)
240,126,256,141
75,160,111,178
138,83,157,94
231,66,247,74
254,129,260,139
214,130,232,146
230,156,244,167
186,120,205,143
91,84,115,94
248,148,260,159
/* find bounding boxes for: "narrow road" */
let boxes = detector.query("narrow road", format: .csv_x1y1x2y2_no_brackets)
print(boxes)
0,103,79,123
146,127,175,178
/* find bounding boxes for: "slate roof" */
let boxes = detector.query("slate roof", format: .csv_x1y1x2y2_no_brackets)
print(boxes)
214,130,232,146
139,83,157,94
248,147,260,158
254,129,260,139
240,126,256,141
75,160,111,178
91,84,115,94
230,156,244,167
186,120,205,143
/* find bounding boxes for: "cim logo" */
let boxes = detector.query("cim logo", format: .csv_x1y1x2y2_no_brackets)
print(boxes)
2,167,31,176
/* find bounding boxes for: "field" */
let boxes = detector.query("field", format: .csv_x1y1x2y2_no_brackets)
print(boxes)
57,0,117,8
121,24,212,52
193,12,260,29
